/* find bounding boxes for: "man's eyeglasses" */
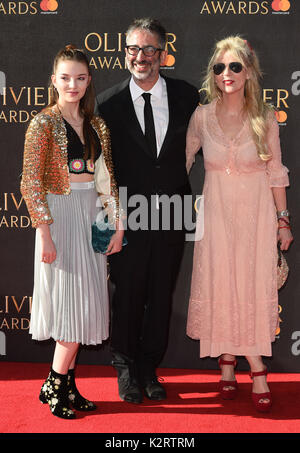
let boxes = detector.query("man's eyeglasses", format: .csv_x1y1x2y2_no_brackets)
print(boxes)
125,45,163,57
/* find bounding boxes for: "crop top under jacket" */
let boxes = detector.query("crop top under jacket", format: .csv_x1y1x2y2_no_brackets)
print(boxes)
65,119,101,174
21,108,120,228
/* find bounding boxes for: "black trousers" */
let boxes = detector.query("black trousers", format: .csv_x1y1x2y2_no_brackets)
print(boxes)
108,231,184,378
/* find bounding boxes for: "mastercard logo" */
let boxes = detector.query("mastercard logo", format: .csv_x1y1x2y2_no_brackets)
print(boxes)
40,0,58,11
271,0,290,11
162,54,176,67
275,110,288,123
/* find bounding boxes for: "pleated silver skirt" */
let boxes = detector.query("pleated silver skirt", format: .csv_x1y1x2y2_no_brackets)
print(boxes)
29,181,109,345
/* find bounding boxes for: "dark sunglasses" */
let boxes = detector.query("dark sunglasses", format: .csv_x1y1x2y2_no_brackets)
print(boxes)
213,62,243,75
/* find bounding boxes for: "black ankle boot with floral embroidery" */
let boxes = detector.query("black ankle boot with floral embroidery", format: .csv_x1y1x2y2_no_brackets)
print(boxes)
39,368,76,419
67,369,97,411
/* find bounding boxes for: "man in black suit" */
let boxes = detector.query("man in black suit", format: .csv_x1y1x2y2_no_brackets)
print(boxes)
95,18,199,404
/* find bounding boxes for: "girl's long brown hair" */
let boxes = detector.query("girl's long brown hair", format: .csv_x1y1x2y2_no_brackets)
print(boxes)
48,44,97,161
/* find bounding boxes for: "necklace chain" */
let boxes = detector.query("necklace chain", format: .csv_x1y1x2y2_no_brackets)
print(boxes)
56,105,83,127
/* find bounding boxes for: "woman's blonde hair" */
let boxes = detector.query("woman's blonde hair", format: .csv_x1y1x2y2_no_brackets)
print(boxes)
202,36,273,161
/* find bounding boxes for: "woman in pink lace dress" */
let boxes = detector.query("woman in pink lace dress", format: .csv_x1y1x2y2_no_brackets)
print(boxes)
186,36,293,412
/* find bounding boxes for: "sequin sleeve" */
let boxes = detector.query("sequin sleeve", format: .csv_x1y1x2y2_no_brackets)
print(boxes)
266,113,289,187
186,106,203,174
20,114,53,228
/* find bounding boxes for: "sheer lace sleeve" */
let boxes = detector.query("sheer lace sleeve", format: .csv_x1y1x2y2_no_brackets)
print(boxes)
186,106,203,174
266,113,289,187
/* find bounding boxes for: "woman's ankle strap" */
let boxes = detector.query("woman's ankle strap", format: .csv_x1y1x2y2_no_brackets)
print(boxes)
218,358,237,367
250,368,268,379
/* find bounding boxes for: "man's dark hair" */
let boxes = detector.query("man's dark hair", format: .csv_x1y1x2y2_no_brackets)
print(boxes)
126,18,167,49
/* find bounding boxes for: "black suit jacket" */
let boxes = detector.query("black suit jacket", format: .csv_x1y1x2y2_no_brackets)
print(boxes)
95,75,199,243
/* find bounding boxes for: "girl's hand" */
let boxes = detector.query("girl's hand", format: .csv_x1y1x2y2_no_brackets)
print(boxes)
105,229,124,256
37,224,57,263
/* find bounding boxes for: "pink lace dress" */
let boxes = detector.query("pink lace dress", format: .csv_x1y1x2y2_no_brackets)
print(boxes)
186,100,289,357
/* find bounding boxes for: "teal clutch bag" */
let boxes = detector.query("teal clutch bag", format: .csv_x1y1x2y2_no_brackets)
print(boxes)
92,214,127,254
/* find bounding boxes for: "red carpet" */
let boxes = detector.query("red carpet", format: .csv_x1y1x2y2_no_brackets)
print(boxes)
0,362,299,434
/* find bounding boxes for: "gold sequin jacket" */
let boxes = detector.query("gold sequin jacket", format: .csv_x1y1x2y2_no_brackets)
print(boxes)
20,107,119,228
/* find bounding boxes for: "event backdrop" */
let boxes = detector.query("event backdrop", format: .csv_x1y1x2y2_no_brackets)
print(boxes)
0,0,299,372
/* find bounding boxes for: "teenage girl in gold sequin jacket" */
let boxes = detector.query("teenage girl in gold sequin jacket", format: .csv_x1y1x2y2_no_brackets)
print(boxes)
20,45,124,420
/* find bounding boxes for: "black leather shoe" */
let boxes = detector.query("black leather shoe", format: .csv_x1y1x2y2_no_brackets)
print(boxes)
118,377,143,404
112,352,143,404
143,376,167,401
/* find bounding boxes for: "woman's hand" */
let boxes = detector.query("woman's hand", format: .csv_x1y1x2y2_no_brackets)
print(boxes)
37,224,57,264
278,218,293,251
271,188,294,252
